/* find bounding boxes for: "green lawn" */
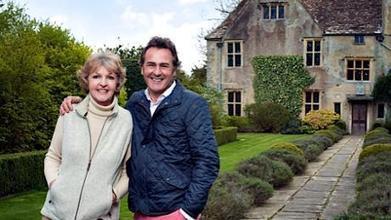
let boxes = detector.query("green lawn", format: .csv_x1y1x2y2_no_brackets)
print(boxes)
0,133,306,219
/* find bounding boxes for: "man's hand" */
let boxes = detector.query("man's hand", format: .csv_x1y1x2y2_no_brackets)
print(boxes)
60,96,82,115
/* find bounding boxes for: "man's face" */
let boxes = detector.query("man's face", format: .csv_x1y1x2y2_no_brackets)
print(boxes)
142,47,176,101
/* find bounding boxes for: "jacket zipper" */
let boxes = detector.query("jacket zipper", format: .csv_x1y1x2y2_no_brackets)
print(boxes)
74,117,110,220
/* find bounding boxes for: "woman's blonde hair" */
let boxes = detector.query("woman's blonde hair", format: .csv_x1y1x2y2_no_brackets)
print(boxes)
77,52,126,95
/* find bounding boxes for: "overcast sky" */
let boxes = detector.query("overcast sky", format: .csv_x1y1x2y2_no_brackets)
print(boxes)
10,0,223,73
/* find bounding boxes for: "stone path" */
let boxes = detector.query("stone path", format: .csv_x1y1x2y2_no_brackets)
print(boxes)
243,135,363,220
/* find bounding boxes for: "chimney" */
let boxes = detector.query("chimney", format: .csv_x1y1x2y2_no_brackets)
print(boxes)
383,0,391,36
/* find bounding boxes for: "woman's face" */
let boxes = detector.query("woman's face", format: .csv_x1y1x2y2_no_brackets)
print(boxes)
88,66,118,106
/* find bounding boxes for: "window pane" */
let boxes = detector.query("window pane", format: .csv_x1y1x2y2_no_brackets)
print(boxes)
228,55,233,67
235,42,241,53
355,70,362,80
228,104,234,116
314,53,321,66
313,92,319,103
306,41,313,52
363,70,370,81
305,92,312,103
363,60,370,68
278,5,284,18
271,5,277,19
235,55,241,66
347,70,354,80
306,53,313,66
334,103,341,115
235,104,241,116
347,60,354,68
227,42,233,53
378,103,385,118
313,104,319,110
235,92,241,102
228,92,234,102
314,41,321,51
263,5,269,19
305,105,311,114
356,60,362,68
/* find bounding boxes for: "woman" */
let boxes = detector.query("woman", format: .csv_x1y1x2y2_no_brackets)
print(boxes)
41,52,132,220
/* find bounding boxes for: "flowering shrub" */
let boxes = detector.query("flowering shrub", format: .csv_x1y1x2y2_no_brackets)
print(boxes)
303,109,340,130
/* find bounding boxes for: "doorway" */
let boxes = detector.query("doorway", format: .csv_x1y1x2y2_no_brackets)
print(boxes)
351,103,367,135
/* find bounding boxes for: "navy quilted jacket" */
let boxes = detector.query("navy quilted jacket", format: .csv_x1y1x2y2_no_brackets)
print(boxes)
126,82,219,218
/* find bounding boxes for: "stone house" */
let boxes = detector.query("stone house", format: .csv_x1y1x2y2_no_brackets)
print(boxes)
205,0,391,134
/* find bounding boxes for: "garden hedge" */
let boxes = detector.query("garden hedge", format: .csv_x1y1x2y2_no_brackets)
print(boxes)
214,127,238,146
0,150,47,197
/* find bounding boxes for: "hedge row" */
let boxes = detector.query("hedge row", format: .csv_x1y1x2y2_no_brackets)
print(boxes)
340,127,391,219
204,123,347,219
0,150,47,197
214,127,238,146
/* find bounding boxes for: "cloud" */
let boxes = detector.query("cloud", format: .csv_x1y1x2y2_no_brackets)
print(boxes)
177,0,207,5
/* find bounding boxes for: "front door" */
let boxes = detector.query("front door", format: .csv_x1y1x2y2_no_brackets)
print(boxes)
352,103,367,135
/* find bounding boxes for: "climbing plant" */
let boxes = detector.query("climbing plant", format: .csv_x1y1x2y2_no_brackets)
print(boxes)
251,56,314,116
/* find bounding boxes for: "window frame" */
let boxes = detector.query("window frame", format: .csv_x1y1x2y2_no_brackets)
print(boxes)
304,38,322,67
354,35,365,45
377,103,385,119
262,3,285,20
226,41,243,68
334,102,341,116
304,91,320,114
227,90,242,116
346,58,371,81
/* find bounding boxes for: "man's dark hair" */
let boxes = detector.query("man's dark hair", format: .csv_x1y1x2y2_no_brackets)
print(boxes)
139,36,181,69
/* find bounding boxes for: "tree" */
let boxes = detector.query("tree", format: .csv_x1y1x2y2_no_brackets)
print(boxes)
372,71,391,130
104,45,145,98
0,2,90,153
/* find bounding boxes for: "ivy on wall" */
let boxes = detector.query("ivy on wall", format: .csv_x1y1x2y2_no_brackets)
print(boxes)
251,56,314,116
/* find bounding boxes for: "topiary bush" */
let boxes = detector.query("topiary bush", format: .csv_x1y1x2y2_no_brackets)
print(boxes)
334,119,347,131
270,142,304,157
363,127,391,148
262,149,307,174
302,143,324,162
314,130,340,142
356,151,391,182
349,173,391,217
311,135,334,150
245,102,291,133
359,144,391,161
221,116,251,132
237,155,274,183
238,176,274,205
203,177,253,220
270,160,294,187
303,109,340,130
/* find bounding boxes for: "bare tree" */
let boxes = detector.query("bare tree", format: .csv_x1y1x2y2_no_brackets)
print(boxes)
214,0,242,16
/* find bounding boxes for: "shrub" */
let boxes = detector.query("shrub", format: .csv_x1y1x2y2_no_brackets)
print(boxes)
303,109,340,130
238,176,274,205
359,144,391,161
328,125,346,136
356,151,391,182
291,138,323,161
314,130,340,142
303,143,324,162
334,119,347,131
262,149,307,174
270,142,304,157
311,135,334,150
214,127,238,146
237,156,273,183
281,117,303,134
221,116,251,132
0,151,47,197
270,160,293,187
349,173,391,217
203,179,252,220
363,127,391,148
245,102,291,133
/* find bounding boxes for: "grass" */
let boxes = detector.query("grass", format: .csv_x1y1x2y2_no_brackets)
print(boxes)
0,133,307,219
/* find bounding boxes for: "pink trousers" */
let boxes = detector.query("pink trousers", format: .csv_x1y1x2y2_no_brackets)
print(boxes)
134,210,201,220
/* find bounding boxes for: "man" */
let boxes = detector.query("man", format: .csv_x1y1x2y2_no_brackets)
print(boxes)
61,36,219,220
